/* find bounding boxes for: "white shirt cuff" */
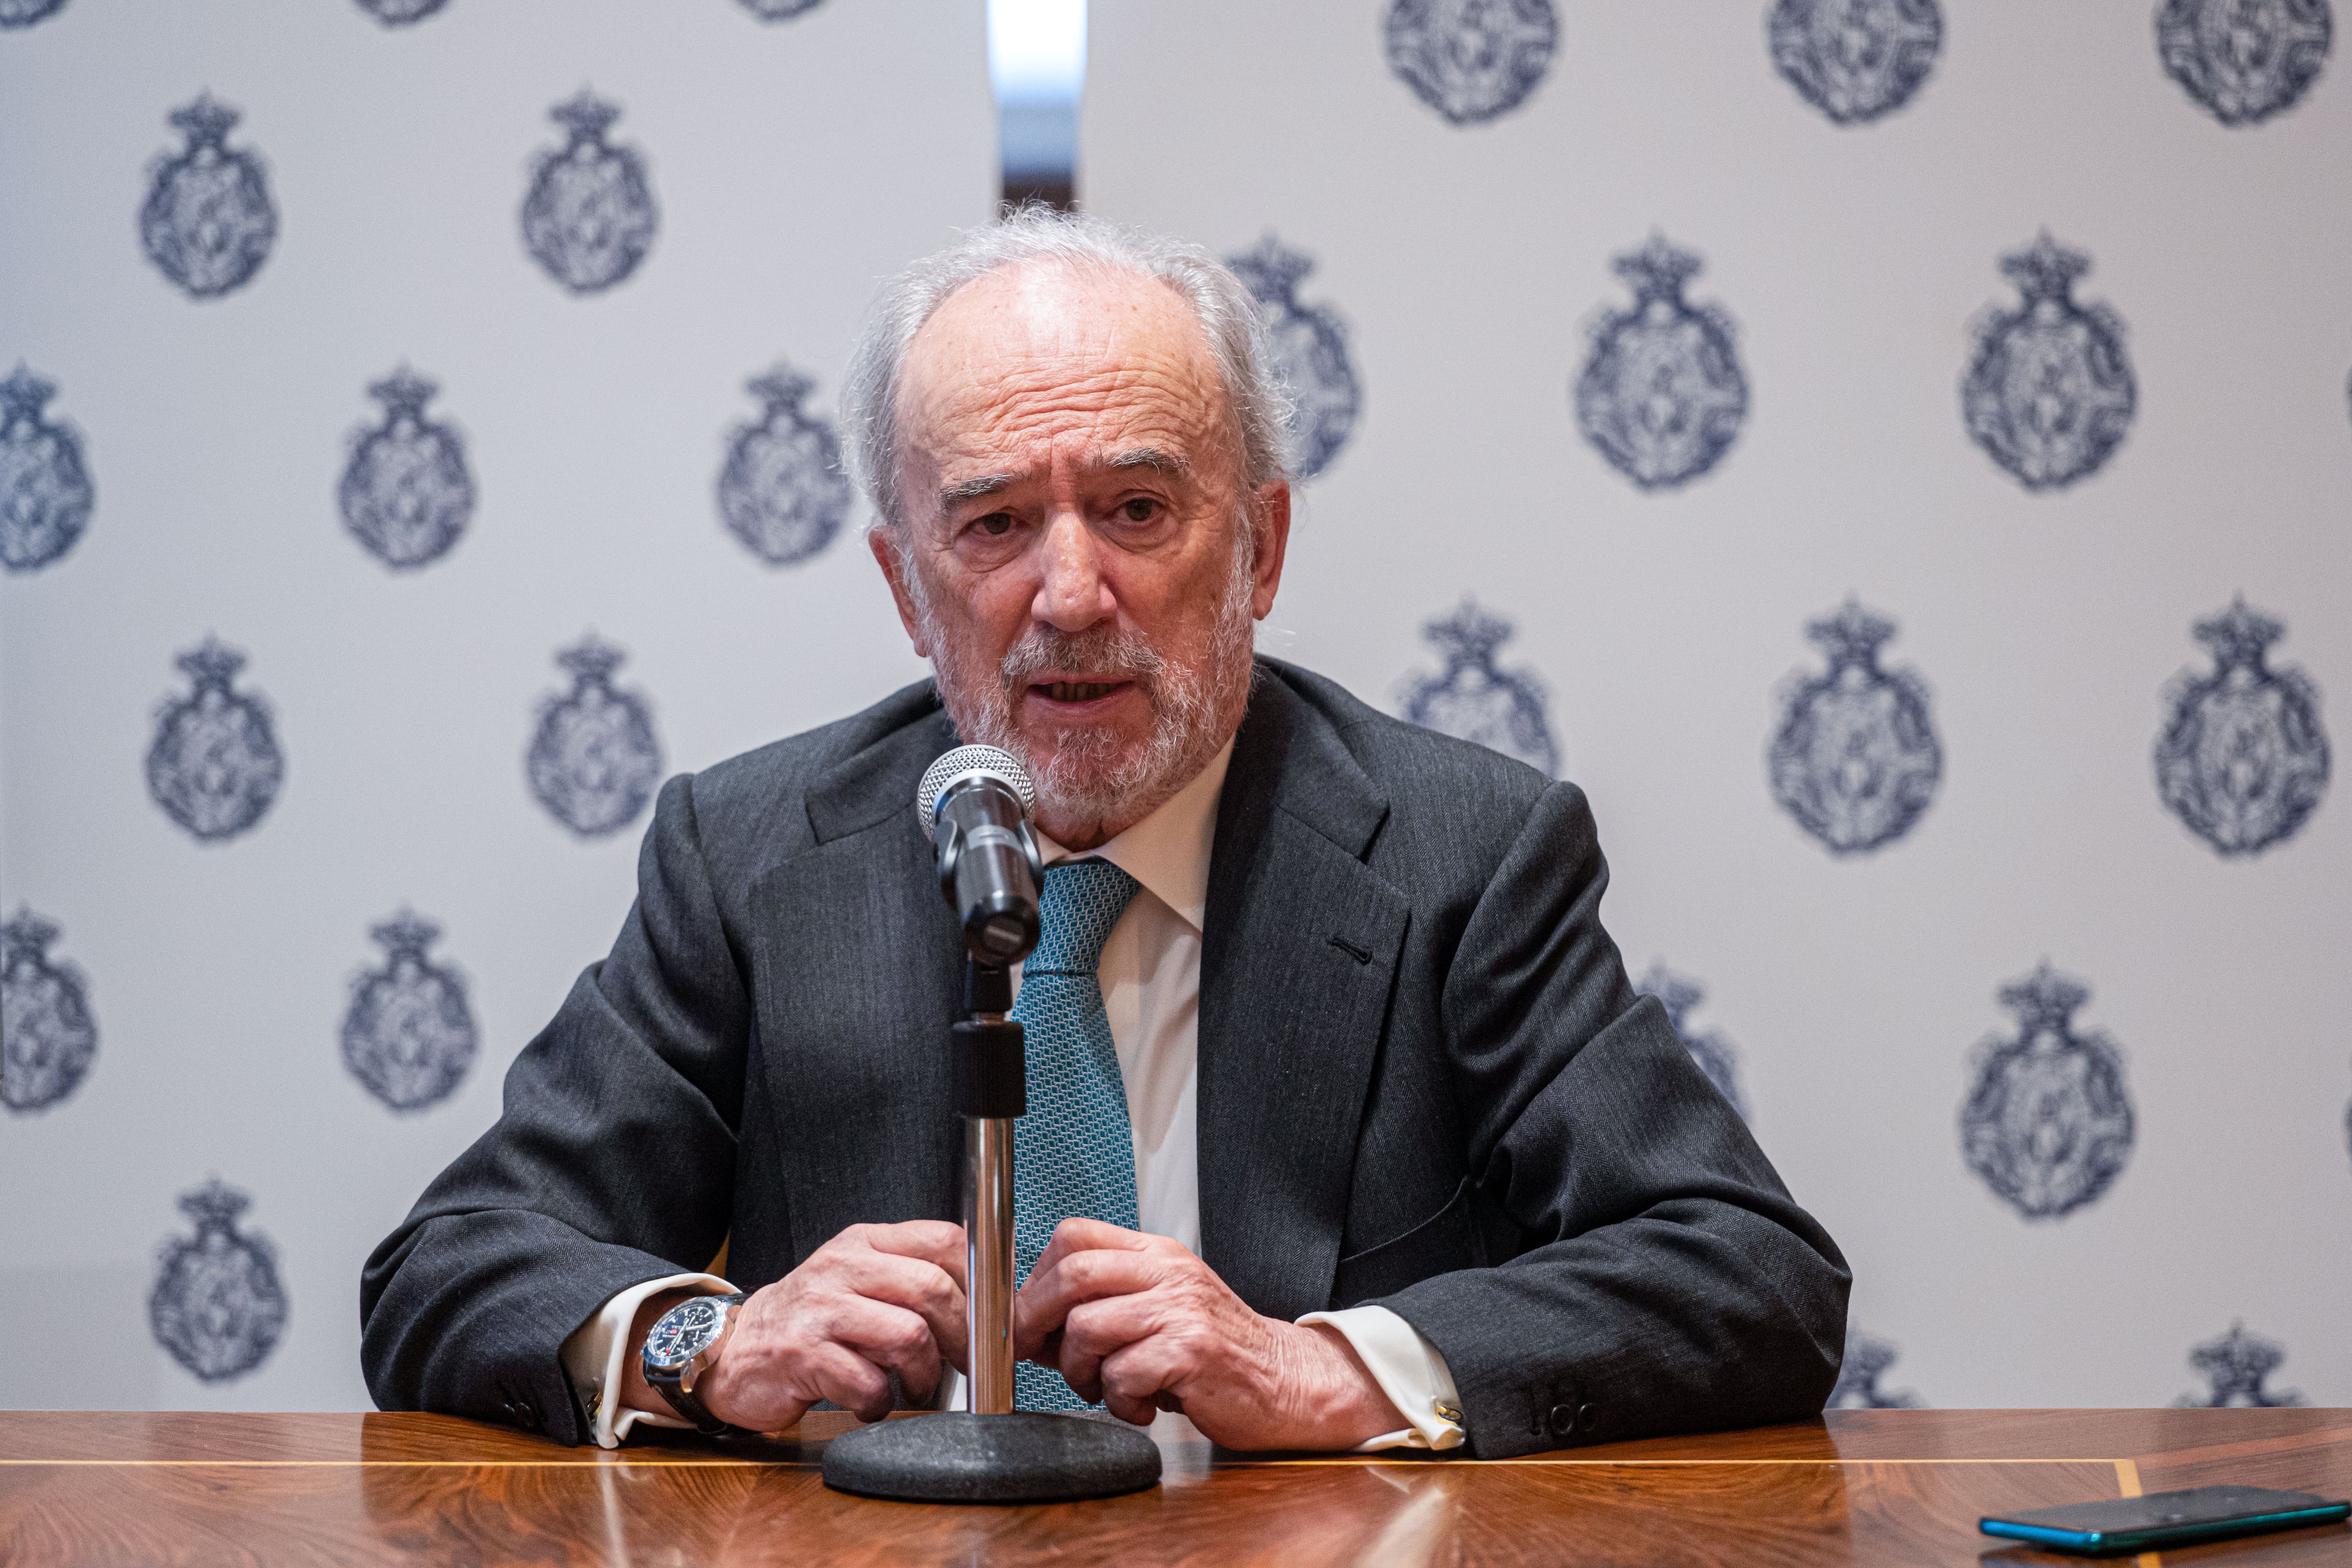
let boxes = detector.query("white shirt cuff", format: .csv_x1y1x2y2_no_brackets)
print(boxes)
558,1272,735,1449
1296,1304,1466,1452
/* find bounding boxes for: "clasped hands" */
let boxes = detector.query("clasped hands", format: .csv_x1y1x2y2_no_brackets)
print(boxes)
657,1218,1401,1449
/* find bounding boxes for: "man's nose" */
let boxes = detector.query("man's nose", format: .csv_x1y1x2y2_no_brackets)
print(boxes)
1030,508,1115,633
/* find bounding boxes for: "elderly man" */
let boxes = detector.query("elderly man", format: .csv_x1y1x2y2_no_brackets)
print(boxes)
361,210,1848,1457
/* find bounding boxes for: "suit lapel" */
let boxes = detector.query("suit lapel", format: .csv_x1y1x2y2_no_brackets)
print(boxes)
747,705,966,1254
1197,670,1407,1320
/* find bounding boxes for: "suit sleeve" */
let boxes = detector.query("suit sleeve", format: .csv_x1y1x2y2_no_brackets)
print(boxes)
359,773,749,1445
1372,781,1851,1458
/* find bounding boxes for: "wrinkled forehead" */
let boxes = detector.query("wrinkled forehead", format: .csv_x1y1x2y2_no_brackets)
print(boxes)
895,260,1232,484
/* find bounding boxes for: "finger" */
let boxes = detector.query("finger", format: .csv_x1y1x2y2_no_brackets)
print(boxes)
1097,1338,1184,1428
1055,1293,1168,1405
806,1342,897,1424
824,1299,945,1403
1015,1249,1167,1356
1025,1217,1153,1282
834,1250,967,1364
862,1220,969,1292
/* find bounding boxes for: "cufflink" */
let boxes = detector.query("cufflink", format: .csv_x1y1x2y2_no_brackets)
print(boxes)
1435,1402,1463,1425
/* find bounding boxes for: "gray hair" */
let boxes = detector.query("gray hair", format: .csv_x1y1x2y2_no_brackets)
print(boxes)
839,207,1292,529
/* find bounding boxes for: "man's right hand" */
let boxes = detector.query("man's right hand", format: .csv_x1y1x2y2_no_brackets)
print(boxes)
650,1221,969,1433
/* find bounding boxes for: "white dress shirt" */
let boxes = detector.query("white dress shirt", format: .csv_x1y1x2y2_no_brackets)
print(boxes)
562,739,1464,1451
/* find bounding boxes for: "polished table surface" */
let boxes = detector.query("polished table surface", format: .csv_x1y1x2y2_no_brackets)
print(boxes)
1,1408,2346,1566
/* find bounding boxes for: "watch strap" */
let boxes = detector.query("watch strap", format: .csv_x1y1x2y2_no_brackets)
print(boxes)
645,1292,750,1438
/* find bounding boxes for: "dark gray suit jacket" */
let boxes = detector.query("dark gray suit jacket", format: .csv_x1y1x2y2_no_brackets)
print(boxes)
361,659,1848,1456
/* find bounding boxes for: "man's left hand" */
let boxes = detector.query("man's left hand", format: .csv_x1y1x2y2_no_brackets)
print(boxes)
1011,1218,1403,1450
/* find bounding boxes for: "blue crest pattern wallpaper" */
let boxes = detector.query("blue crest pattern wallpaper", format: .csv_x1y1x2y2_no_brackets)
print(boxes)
1767,0,1943,126
1961,233,2136,492
145,639,284,844
1383,0,1557,126
1397,598,1557,775
2,908,98,1114
2155,0,2332,127
1227,234,1360,482
717,363,851,568
2154,598,2329,856
1960,965,2136,1221
1826,1329,1924,1409
528,636,664,840
338,369,474,571
340,913,477,1114
522,91,658,296
1,0,2344,1413
0,366,94,573
149,1180,288,1385
1768,600,1941,856
140,95,276,301
2174,1322,2306,1408
1575,235,1748,491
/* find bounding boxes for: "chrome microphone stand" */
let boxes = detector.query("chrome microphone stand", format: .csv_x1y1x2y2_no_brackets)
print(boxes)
956,959,1023,1416
819,962,1162,1503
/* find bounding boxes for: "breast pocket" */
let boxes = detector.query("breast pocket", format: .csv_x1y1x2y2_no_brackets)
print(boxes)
1330,1176,1478,1308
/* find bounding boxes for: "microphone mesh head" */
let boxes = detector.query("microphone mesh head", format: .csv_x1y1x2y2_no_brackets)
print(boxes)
915,744,1035,842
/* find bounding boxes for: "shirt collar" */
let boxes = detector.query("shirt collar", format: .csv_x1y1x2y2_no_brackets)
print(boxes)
1035,738,1232,935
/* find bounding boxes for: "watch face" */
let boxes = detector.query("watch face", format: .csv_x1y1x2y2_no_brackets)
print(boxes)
646,1297,725,1369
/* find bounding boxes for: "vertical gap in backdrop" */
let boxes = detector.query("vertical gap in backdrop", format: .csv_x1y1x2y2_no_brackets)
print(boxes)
989,0,1086,211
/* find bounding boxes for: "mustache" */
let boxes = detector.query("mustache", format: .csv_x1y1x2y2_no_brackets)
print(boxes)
1000,622,1168,699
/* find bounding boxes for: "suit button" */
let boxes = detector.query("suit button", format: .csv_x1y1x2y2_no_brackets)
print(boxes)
1547,1403,1576,1440
1576,1403,1599,1433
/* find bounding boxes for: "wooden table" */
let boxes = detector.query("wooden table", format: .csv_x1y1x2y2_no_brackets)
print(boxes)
2,1408,2345,1566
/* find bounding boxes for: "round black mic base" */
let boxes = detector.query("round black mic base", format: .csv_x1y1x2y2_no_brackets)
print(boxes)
820,1411,1162,1504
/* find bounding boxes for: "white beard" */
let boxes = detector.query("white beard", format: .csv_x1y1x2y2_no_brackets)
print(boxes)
914,522,1257,836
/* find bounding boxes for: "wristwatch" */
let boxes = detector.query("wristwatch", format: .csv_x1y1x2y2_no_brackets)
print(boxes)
642,1291,750,1437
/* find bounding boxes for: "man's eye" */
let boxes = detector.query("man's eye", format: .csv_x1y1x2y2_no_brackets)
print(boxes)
974,512,1014,537
1119,498,1158,523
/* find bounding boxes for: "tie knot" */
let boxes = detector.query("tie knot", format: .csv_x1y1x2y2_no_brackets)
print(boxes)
1027,860,1141,975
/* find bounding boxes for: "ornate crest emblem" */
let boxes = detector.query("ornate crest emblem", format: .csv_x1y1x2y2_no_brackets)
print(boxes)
1398,599,1557,775
341,913,477,1113
2157,0,2332,126
717,364,851,567
1383,0,1558,126
0,0,70,30
2173,1321,2305,1407
338,368,475,570
1769,600,1941,855
1634,962,1747,1120
522,91,658,296
1769,0,1943,124
2154,598,2328,857
1576,235,1748,491
1227,235,1359,482
354,0,449,24
1962,233,2136,492
1959,963,2135,1221
150,1179,288,1383
1827,1329,1924,1409
0,365,95,574
528,635,663,838
737,0,826,17
2,908,98,1114
140,95,278,301
147,637,285,843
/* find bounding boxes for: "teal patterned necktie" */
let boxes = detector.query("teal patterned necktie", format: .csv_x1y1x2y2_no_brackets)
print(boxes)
1011,858,1142,1411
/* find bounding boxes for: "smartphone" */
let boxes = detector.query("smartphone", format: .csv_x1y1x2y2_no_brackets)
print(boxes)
1980,1485,2350,1556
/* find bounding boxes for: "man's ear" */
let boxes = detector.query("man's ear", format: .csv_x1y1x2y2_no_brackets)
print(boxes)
1248,479,1292,621
868,525,931,659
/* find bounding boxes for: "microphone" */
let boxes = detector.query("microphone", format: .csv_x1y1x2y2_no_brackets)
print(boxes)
916,745,1043,967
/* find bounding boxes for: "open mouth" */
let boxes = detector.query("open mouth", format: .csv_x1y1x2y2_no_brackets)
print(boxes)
1033,680,1131,705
